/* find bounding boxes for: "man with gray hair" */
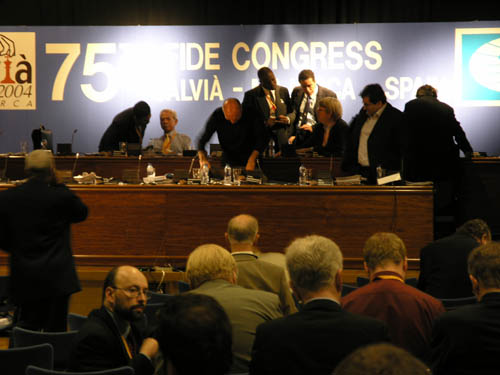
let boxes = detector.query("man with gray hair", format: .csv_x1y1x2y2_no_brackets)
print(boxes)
430,241,500,375
342,232,445,360
0,150,88,331
147,109,192,155
225,214,296,315
186,244,282,374
249,235,389,375
418,218,491,298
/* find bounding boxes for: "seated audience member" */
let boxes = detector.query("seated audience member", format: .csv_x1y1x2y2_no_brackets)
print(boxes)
99,101,151,152
225,214,297,315
156,293,233,375
197,98,267,170
249,235,389,375
430,241,500,375
333,343,431,375
69,266,159,375
186,244,282,374
286,69,337,147
147,109,192,154
342,232,445,360
418,218,491,298
292,97,349,157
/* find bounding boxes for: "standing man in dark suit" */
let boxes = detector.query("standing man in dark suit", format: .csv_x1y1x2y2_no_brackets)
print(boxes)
403,84,473,213
418,218,491,299
286,69,337,147
430,241,500,375
341,83,403,183
0,150,88,331
243,67,292,153
69,266,159,375
249,235,389,375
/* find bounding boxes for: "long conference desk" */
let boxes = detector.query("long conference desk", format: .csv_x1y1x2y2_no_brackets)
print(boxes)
0,154,434,271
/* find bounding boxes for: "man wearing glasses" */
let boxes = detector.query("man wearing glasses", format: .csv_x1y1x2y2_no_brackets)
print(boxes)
69,265,159,375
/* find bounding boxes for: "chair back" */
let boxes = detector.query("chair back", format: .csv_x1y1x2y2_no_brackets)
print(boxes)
341,284,358,296
67,313,87,331
26,365,134,375
11,326,77,370
147,291,172,304
0,343,53,375
440,296,477,311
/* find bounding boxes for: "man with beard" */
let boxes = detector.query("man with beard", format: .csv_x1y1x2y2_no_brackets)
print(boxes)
69,266,159,375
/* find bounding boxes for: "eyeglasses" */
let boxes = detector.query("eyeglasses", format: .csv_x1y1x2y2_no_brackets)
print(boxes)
112,286,151,300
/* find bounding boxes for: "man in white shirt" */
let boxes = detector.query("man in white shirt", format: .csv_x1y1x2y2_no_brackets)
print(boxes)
341,83,403,183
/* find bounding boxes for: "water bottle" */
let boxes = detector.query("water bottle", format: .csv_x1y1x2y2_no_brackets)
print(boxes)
224,164,232,185
201,164,209,185
299,164,307,185
146,163,155,178
268,139,275,157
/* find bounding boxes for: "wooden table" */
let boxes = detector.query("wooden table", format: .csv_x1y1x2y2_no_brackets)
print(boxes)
0,183,434,270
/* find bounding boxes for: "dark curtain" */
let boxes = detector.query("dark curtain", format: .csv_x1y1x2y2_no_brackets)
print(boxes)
1,0,498,26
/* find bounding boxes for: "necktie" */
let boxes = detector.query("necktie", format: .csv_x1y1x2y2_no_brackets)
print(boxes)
302,95,312,124
162,134,172,154
266,93,277,115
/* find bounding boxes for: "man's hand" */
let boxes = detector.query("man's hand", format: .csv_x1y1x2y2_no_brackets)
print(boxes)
245,150,259,171
139,337,159,359
299,124,313,132
288,136,296,144
198,151,211,169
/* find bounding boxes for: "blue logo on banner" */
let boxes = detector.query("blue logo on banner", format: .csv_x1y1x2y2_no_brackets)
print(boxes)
458,30,500,104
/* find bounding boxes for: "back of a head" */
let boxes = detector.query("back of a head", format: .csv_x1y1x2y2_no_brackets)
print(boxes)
286,235,342,292
333,343,430,375
416,84,437,98
24,149,54,178
363,232,406,271
227,214,258,245
186,244,236,289
257,67,273,81
156,293,233,375
360,83,387,104
457,218,491,242
468,241,500,289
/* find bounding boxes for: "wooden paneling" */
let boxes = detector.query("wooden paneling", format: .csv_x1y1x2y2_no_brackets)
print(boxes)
0,184,433,270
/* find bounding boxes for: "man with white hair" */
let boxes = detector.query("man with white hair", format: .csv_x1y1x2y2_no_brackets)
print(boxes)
187,244,282,374
225,214,296,315
0,150,88,331
147,109,192,154
249,235,389,375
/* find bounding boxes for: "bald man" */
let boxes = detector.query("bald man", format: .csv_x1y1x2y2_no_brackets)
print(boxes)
225,214,297,315
69,266,159,375
197,98,267,171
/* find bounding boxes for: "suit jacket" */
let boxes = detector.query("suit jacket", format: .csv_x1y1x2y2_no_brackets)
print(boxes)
342,271,445,360
242,85,292,148
341,103,403,181
232,252,297,315
69,307,154,375
417,232,478,298
99,107,146,152
287,85,337,138
403,96,473,182
0,178,88,304
191,279,282,374
299,118,349,157
249,299,389,375
430,292,500,375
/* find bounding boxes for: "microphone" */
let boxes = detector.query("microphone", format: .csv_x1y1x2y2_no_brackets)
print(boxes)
71,129,78,152
137,154,142,183
188,153,198,178
71,152,80,177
